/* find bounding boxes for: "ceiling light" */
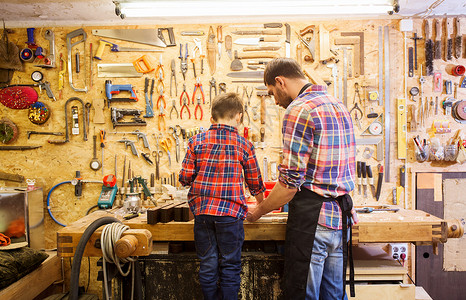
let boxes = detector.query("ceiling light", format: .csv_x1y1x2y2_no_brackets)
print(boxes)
113,0,396,19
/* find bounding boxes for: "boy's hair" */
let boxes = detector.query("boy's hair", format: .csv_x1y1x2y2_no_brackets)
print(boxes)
264,58,306,86
211,92,243,122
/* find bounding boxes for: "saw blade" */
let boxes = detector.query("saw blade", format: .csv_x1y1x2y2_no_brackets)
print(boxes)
92,29,166,48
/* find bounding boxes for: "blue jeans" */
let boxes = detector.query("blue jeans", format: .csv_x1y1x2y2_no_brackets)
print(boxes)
306,224,348,300
194,215,244,300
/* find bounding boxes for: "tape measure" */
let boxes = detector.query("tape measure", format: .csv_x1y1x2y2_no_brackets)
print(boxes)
368,122,383,135
368,91,379,101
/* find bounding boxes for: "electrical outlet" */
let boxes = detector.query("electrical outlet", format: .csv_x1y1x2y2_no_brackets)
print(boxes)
389,243,408,261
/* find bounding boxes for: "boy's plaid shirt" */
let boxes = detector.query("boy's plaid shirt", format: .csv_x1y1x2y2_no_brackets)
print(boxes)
179,124,265,219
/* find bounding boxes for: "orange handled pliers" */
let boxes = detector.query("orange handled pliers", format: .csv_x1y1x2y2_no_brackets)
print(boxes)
194,96,203,120
179,83,190,106
156,86,166,109
192,77,205,104
180,95,191,120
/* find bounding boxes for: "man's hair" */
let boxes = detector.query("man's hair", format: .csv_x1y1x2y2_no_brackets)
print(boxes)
211,92,243,122
264,58,306,86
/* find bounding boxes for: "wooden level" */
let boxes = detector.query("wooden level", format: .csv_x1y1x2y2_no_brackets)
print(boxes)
57,206,452,257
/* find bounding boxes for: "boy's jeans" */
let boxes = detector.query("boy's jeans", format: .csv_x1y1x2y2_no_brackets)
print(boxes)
194,215,244,300
306,224,348,300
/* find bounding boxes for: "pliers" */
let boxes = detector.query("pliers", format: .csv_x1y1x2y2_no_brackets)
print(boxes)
170,59,177,97
192,77,205,104
179,83,190,106
179,43,188,81
180,92,191,120
169,99,179,120
156,86,166,109
155,54,164,79
209,77,217,106
156,68,164,94
242,86,252,125
194,96,203,120
158,105,166,131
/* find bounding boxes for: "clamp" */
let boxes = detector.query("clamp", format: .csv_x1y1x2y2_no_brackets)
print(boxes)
179,43,188,81
156,86,167,109
170,59,177,97
180,94,191,120
180,83,190,106
209,77,217,106
158,105,166,131
194,96,203,120
169,99,179,119
192,77,205,104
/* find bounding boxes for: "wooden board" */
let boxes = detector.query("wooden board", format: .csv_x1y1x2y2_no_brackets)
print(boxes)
415,172,466,300
0,251,62,300
346,284,415,300
57,207,451,257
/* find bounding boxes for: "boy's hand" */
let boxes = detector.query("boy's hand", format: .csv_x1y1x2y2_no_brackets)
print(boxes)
351,209,359,224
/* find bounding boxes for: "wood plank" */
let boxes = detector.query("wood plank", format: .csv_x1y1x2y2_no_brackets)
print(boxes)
346,284,415,300
0,251,61,300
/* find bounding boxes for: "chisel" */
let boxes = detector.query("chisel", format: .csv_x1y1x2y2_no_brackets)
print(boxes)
231,23,283,28
232,29,282,35
375,164,384,201
366,165,376,198
357,161,362,195
361,161,367,198
234,36,280,46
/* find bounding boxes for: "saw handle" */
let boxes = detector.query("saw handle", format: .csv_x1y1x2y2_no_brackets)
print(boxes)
133,55,156,73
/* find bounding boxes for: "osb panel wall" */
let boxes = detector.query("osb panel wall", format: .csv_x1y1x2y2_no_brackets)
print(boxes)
0,18,465,295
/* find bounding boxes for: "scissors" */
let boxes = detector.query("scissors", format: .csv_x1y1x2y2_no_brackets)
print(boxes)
159,138,172,168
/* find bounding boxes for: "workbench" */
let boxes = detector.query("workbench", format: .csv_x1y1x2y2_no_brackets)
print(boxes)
57,205,455,257
57,206,450,300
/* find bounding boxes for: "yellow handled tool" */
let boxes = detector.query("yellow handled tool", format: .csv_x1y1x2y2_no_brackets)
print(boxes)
94,39,114,60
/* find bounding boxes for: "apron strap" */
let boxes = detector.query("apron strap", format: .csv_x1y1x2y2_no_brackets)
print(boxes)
338,194,355,299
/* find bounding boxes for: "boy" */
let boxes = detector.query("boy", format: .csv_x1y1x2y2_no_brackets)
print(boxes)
179,92,265,300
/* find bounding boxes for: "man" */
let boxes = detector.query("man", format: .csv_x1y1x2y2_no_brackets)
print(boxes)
247,58,357,300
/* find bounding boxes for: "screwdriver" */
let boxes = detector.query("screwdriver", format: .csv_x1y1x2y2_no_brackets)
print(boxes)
100,130,106,176
355,207,399,213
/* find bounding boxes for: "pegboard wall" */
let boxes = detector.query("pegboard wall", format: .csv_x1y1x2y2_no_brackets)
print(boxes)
0,18,465,254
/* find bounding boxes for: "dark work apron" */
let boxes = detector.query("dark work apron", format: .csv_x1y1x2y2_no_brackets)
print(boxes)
284,187,354,299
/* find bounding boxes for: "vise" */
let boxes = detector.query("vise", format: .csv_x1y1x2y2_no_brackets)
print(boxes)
105,80,138,107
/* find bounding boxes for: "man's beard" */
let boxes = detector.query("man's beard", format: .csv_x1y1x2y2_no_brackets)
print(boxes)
274,87,294,109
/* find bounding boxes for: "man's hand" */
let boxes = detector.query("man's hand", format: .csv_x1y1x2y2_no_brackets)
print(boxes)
246,208,261,222
351,209,359,224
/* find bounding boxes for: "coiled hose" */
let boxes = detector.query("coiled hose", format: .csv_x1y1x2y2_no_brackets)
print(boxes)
70,217,120,300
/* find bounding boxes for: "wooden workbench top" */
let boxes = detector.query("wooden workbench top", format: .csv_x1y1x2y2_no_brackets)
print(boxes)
57,206,451,257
